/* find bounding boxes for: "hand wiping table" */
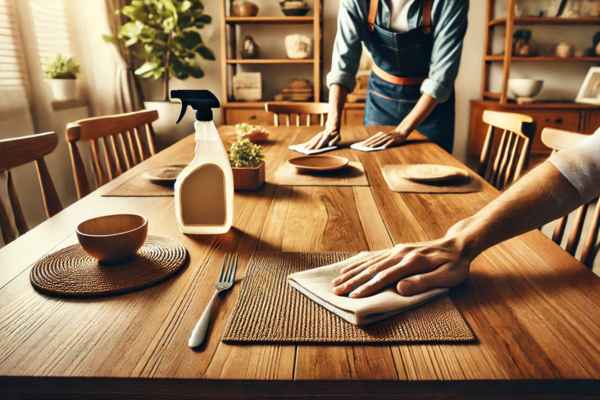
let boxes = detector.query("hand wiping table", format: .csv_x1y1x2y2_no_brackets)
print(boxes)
287,252,446,326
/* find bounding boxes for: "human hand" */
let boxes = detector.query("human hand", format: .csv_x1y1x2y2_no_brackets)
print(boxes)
331,237,471,298
357,129,408,149
300,127,341,150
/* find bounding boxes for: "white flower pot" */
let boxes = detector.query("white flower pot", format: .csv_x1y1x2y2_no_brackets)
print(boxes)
144,101,195,149
48,79,77,101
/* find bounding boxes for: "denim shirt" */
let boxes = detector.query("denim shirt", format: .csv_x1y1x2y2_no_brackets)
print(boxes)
327,0,469,103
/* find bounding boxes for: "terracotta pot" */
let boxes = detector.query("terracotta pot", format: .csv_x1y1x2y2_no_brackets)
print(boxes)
232,1,259,17
232,162,265,191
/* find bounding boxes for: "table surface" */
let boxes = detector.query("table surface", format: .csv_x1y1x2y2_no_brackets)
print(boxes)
2,126,600,400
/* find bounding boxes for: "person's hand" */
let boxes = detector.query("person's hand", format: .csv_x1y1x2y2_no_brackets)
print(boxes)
331,237,471,298
300,127,341,150
358,129,408,149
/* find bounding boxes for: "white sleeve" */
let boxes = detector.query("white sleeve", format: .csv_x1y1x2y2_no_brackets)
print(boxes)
549,129,600,203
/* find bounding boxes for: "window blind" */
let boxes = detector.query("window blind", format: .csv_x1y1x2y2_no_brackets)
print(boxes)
29,0,72,64
0,0,26,89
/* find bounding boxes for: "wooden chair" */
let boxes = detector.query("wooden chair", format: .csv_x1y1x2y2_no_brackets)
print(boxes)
66,109,158,199
541,127,598,268
265,102,329,127
0,132,62,244
478,110,535,190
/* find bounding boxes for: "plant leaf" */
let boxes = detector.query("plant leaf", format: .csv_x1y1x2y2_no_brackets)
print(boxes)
196,45,215,60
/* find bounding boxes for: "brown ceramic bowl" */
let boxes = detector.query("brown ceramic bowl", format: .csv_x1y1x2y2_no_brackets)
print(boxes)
76,214,148,264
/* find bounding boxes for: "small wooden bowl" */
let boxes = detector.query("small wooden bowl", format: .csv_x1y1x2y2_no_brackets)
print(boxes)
76,214,148,264
288,155,349,172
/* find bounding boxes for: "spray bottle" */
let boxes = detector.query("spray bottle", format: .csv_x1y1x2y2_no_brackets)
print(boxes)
171,90,233,234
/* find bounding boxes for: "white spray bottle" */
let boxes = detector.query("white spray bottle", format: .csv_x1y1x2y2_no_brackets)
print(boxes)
172,90,233,235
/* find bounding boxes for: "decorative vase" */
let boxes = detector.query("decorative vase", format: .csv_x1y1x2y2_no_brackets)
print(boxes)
285,34,312,59
241,35,260,59
232,162,265,191
48,79,77,101
556,42,574,58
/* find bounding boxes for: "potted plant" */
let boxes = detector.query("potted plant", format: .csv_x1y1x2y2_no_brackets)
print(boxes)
43,54,80,101
106,0,215,143
229,138,265,191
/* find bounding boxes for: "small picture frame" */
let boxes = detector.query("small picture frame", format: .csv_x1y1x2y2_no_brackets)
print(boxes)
576,67,600,105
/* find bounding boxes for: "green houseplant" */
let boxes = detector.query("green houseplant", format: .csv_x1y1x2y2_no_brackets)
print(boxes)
228,138,265,191
43,54,80,101
105,0,216,145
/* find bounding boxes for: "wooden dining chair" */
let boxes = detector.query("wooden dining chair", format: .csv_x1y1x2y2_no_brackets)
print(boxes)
265,102,329,127
478,110,536,190
0,132,62,245
541,127,599,268
66,109,158,199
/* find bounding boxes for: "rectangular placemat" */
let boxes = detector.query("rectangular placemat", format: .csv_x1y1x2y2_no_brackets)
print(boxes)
103,171,174,197
382,165,482,194
270,161,369,187
222,252,475,344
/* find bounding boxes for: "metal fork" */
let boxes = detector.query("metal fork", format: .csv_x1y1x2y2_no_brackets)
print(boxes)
188,253,238,348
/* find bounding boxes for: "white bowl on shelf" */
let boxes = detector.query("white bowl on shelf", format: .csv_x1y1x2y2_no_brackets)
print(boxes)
509,78,544,99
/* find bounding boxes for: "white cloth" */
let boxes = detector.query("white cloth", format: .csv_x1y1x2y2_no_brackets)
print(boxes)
390,0,414,32
288,144,338,155
350,142,387,152
549,129,600,203
287,252,447,326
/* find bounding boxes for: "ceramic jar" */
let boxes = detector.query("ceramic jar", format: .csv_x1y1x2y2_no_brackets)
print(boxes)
285,34,312,59
556,42,574,58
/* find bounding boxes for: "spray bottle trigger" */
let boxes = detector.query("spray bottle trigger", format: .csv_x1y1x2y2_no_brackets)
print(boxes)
176,101,189,124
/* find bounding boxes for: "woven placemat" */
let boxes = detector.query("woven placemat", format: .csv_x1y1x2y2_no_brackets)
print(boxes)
382,165,482,194
103,171,175,197
270,161,369,186
222,252,475,344
30,236,188,297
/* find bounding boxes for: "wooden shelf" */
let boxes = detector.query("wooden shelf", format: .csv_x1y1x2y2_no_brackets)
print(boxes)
485,55,600,63
226,59,315,64
225,16,314,24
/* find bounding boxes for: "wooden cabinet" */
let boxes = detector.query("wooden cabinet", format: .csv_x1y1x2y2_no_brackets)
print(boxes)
468,100,600,166
223,104,366,126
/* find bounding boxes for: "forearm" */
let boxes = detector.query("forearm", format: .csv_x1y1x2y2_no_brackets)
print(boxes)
395,94,438,136
447,161,583,259
325,84,349,131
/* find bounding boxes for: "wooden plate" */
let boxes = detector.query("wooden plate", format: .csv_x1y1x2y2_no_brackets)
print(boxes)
288,155,350,172
142,164,186,184
398,164,470,183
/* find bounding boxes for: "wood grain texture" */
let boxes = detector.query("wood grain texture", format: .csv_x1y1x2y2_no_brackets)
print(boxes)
1,126,600,399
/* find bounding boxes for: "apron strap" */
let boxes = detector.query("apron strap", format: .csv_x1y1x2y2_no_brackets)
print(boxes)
422,0,433,33
367,0,379,32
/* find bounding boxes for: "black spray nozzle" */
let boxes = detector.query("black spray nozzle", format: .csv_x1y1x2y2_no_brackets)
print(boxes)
171,90,220,123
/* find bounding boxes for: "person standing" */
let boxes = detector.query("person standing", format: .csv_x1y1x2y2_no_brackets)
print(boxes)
302,0,469,152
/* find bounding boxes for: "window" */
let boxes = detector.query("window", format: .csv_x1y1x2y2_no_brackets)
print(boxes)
29,0,72,65
0,0,26,90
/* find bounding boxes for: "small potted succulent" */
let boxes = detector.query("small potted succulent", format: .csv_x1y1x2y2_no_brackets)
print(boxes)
229,138,265,191
43,54,80,101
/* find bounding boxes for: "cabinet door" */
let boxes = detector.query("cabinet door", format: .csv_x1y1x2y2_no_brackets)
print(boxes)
225,108,272,125
527,111,581,154
584,111,600,134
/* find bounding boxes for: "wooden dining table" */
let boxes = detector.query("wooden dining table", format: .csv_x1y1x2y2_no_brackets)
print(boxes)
2,125,600,400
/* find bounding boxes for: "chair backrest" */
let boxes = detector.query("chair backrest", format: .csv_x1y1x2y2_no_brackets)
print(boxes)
541,127,598,268
66,109,158,199
479,110,535,190
0,132,62,244
265,102,329,127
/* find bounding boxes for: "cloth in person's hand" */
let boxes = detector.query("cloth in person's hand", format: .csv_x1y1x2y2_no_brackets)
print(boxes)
350,142,387,152
287,252,447,326
288,144,338,155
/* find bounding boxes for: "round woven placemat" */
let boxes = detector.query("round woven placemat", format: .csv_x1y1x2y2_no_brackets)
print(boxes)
30,235,188,298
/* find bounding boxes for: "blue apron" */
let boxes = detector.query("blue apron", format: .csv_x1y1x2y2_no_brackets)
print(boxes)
364,0,455,152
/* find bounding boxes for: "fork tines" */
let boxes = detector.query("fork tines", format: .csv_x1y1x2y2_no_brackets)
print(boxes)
218,253,238,285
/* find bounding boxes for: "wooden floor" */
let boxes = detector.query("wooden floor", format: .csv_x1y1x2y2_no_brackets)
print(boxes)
1,126,600,399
